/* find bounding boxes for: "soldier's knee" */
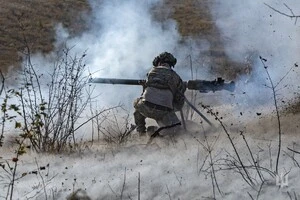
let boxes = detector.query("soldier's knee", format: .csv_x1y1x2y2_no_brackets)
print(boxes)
133,97,143,108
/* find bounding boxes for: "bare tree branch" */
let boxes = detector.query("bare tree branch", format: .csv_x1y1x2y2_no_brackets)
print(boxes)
259,56,282,174
287,147,300,155
0,70,4,96
264,3,300,24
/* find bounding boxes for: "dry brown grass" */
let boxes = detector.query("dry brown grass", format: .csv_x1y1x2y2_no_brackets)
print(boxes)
155,0,248,79
165,0,215,37
0,0,89,71
0,0,245,79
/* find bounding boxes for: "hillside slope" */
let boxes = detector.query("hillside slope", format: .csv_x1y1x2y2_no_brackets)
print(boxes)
0,0,245,79
0,0,89,71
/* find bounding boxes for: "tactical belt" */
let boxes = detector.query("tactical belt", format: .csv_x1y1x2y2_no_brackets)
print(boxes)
144,101,172,112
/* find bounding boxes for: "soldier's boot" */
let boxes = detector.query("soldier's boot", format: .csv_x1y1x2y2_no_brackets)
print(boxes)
146,125,158,136
133,111,146,136
136,126,146,136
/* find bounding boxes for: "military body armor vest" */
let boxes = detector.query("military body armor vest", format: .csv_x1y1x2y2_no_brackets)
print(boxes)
146,66,178,94
145,65,186,111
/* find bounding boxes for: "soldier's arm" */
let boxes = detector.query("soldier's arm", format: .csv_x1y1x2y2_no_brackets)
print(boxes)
172,74,186,111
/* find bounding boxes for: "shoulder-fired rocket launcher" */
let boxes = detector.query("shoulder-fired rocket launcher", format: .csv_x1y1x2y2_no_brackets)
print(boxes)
89,77,235,93
89,77,235,127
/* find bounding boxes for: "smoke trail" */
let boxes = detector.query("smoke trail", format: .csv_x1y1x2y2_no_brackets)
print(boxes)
212,0,300,113
49,0,213,109
211,0,300,108
53,0,182,108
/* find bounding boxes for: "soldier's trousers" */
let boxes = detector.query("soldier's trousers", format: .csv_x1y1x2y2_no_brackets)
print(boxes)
133,98,180,133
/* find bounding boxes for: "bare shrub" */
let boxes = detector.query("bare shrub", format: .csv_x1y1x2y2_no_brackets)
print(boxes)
0,70,5,146
97,108,136,145
0,137,27,200
259,56,297,174
0,46,113,153
12,47,93,152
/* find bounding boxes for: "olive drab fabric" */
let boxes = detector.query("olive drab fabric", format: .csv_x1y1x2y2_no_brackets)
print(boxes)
146,65,186,111
133,97,180,133
152,52,177,67
133,52,185,134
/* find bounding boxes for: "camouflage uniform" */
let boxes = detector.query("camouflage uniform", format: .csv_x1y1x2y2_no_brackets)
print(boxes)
133,52,186,134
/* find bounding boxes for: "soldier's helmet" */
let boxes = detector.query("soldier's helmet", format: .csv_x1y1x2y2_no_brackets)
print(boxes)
152,52,177,67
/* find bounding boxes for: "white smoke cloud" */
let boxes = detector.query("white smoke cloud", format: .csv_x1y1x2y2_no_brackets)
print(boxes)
1,0,216,140
53,0,192,109
211,0,300,108
42,0,218,113
15,0,300,120
67,0,180,76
